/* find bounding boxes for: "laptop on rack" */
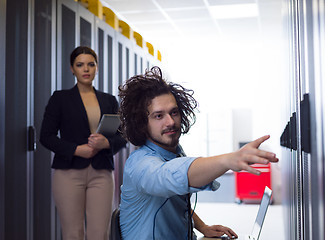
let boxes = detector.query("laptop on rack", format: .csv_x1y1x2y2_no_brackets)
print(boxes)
218,186,273,240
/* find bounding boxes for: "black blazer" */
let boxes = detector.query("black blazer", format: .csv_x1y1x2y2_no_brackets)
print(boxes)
40,85,127,170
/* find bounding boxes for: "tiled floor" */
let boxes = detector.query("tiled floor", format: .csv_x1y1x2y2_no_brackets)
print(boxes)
193,202,285,240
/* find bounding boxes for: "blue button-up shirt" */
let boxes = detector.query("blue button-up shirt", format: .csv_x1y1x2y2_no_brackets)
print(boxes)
120,140,219,240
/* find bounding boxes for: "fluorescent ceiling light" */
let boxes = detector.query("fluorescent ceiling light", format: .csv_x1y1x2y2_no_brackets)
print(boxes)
209,3,258,19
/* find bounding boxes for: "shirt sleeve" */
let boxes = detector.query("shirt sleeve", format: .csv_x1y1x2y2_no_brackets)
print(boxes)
189,179,221,192
129,154,216,198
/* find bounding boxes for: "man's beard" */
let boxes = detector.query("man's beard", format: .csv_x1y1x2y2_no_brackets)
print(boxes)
151,136,179,149
150,128,180,150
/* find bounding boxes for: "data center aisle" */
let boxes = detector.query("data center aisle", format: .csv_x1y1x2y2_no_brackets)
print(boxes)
194,202,285,240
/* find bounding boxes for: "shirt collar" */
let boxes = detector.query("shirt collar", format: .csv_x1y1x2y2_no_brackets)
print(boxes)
144,140,184,161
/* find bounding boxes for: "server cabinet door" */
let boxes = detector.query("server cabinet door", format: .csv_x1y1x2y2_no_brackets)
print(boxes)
115,33,132,96
78,4,94,49
0,0,5,238
133,44,144,75
96,22,105,91
95,17,116,93
106,27,115,94
57,0,77,90
4,0,30,239
33,0,57,239
111,33,132,208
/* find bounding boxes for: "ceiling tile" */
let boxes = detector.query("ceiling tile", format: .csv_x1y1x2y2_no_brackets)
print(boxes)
155,0,206,9
133,21,176,32
102,0,282,42
174,19,219,35
175,18,215,29
102,0,157,12
218,17,259,38
165,8,211,21
122,11,167,23
207,0,255,6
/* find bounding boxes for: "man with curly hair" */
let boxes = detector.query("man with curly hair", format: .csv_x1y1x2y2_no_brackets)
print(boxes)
118,67,278,240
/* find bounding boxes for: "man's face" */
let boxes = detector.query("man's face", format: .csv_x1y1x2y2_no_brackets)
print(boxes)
147,93,181,153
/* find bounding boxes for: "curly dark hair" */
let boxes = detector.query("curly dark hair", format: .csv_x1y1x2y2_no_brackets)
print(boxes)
118,66,198,146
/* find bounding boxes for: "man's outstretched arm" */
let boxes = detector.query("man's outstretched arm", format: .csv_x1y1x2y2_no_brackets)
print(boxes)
188,135,279,188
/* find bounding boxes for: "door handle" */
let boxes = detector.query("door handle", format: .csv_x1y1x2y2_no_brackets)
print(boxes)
28,126,36,151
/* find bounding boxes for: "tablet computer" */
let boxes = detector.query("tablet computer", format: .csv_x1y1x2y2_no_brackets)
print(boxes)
96,114,121,136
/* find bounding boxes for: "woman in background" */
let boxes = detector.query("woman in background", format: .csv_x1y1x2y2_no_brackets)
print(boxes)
40,46,127,240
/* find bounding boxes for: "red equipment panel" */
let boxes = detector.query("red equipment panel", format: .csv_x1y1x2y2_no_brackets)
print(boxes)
235,163,271,203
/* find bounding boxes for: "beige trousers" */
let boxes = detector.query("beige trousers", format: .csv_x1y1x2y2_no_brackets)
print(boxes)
52,165,114,240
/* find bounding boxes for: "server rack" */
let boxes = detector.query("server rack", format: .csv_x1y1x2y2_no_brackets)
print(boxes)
281,0,325,239
1,0,161,239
